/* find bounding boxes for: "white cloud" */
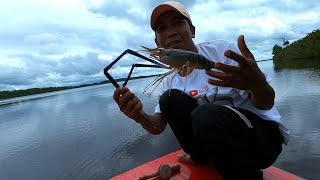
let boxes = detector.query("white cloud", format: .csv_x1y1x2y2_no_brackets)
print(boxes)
0,0,319,91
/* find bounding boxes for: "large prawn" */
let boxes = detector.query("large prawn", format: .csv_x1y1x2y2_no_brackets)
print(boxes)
140,46,215,94
103,47,215,131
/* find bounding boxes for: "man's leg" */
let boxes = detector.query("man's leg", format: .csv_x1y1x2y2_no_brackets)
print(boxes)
191,104,284,179
159,89,208,164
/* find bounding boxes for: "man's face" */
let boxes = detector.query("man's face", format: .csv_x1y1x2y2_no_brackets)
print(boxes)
154,11,195,51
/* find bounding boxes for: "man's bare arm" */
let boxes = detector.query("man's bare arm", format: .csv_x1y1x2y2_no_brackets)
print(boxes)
136,111,167,135
249,82,275,110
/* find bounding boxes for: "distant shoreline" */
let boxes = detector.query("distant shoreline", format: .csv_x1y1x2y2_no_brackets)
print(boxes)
0,74,159,100
272,29,320,60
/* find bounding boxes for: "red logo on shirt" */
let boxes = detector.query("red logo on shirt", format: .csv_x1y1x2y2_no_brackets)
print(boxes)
189,90,199,97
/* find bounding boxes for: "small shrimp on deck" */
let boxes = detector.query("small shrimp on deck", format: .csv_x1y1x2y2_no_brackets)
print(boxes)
141,46,215,95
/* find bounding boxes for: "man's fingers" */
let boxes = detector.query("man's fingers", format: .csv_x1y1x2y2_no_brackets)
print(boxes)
124,97,139,114
224,50,247,66
119,90,135,110
130,102,143,120
206,70,233,81
113,86,129,104
208,79,231,87
213,62,240,73
113,87,122,104
237,35,254,60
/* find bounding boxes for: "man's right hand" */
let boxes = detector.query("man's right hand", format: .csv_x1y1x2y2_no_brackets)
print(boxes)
113,86,143,122
113,86,166,135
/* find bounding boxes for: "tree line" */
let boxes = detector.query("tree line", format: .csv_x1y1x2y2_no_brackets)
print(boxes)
0,75,157,100
272,29,320,60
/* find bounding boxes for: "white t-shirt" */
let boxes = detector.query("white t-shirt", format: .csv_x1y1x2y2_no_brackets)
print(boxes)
154,40,289,144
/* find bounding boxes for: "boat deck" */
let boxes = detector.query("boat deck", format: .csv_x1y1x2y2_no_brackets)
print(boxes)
110,150,304,180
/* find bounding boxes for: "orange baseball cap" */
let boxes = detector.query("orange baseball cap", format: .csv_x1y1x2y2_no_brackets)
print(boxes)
150,1,192,31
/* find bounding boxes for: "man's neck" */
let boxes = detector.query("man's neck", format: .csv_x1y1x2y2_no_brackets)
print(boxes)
190,44,198,53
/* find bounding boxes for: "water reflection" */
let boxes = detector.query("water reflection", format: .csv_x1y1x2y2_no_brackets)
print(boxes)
273,57,320,70
270,59,320,180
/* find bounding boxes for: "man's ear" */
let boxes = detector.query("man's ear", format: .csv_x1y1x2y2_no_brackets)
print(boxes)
191,25,196,38
155,37,159,47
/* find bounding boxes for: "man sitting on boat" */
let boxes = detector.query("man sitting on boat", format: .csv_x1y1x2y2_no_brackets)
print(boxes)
113,1,289,179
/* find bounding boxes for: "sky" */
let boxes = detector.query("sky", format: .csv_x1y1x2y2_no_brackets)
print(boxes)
0,0,319,91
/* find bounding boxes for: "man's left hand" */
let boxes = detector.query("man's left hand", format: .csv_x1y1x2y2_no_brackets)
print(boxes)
206,35,268,91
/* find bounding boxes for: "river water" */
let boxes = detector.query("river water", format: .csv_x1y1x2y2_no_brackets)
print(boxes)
0,60,319,179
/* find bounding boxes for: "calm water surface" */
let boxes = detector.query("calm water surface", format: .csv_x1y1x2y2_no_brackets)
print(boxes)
0,60,319,179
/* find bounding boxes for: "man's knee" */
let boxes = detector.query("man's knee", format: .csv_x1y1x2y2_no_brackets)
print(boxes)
159,89,181,104
191,104,227,122
191,104,225,135
159,89,183,112
159,89,198,113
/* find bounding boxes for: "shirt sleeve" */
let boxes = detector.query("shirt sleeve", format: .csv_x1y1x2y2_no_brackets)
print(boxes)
154,104,161,113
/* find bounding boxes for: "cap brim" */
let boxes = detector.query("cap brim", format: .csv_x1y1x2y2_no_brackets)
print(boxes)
151,4,180,31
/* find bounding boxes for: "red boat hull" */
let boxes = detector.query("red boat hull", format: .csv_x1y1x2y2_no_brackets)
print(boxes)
110,150,304,180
